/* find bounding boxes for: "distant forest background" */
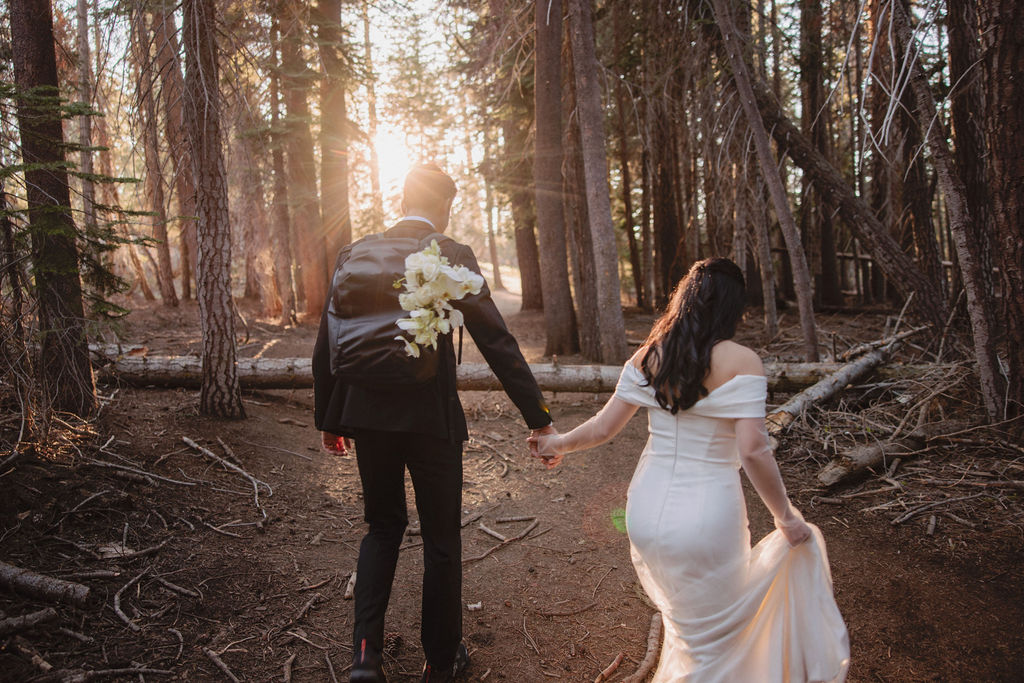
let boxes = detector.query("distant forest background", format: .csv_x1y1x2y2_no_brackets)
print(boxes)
2,0,1021,425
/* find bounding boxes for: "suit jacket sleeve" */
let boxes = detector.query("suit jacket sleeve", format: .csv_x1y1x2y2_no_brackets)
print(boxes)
312,246,352,432
449,243,552,429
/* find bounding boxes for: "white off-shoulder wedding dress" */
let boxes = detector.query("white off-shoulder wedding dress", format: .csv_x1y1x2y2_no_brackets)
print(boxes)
615,364,850,682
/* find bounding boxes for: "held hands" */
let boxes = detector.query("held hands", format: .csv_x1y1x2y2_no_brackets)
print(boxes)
321,431,352,456
527,425,564,469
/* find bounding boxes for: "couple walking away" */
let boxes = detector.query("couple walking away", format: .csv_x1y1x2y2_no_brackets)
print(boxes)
313,164,850,682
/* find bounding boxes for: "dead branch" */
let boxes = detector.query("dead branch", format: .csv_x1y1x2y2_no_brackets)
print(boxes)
0,608,57,637
891,493,987,525
343,572,356,600
839,325,929,361
767,348,891,435
324,652,339,683
83,459,196,487
183,436,272,514
113,569,150,632
154,576,200,599
0,561,90,606
594,653,625,682
101,355,949,393
622,613,662,683
817,421,972,486
295,593,321,621
12,636,53,672
463,519,540,564
203,647,241,682
478,522,507,542
283,653,297,683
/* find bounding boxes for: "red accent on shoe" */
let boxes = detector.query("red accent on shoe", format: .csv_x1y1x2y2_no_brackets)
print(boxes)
360,638,367,663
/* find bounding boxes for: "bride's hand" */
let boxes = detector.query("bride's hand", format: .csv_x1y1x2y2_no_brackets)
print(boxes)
528,430,564,469
775,506,812,546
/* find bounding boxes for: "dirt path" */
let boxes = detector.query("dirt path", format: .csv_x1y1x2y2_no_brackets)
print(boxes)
1,301,1021,681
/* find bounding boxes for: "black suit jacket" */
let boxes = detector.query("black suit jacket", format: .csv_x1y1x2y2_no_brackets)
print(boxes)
313,220,551,442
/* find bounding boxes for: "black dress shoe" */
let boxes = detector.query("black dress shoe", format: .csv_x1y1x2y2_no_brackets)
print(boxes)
419,641,469,682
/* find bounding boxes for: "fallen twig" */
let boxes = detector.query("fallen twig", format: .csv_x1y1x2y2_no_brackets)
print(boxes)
203,647,241,682
463,519,539,564
0,561,90,606
324,652,339,683
0,608,57,637
623,613,662,683
594,653,625,682
295,593,321,622
891,493,987,525
478,522,507,542
84,458,196,486
113,569,150,632
283,653,297,683
344,572,356,600
183,437,272,514
154,576,201,599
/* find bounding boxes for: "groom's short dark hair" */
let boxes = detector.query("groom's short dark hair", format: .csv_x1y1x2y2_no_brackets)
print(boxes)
403,163,457,210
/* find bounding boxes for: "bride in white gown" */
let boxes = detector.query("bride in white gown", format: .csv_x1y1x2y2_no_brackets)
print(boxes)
530,258,849,682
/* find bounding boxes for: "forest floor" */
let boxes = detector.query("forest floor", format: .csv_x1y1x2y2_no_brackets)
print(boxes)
1,294,1023,682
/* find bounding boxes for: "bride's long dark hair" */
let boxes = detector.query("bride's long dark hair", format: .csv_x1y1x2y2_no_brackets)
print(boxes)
640,257,747,413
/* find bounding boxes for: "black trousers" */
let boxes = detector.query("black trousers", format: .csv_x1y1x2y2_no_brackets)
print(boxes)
351,429,463,669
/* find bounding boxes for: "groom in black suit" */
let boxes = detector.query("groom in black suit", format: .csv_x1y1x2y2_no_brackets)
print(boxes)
313,163,554,682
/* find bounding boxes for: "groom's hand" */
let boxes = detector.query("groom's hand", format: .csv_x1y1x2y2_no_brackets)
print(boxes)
528,425,562,469
322,431,351,455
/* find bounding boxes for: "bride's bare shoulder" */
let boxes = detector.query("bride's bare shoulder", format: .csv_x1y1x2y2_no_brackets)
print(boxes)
710,340,764,378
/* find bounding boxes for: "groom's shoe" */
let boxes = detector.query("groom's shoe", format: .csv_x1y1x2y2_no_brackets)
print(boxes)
419,641,470,682
351,638,387,683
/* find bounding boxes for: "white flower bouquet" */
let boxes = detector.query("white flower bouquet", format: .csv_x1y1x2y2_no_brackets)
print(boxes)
394,240,484,357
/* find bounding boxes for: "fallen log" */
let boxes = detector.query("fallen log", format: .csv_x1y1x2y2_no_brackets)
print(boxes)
97,355,949,394
766,349,889,435
0,561,90,606
0,607,58,637
817,421,972,486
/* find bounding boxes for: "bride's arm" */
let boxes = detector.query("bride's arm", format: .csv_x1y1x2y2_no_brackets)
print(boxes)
736,418,811,546
528,397,639,468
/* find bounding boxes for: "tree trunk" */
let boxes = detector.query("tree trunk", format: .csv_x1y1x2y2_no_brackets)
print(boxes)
316,0,351,261
533,0,578,356
798,0,841,308
182,0,244,418
133,10,178,306
748,75,947,328
711,0,819,362
639,144,655,313
270,28,298,327
281,0,326,317
76,0,95,240
484,180,506,291
11,0,96,417
569,0,629,364
978,0,1024,419
892,5,1003,421
362,2,384,224
947,0,993,301
500,118,542,309
152,4,197,301
613,0,643,309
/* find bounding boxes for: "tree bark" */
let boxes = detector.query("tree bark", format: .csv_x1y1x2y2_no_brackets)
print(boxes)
316,0,351,261
270,29,298,327
613,0,643,309
533,0,578,356
711,0,819,362
748,75,948,328
76,0,95,240
152,3,197,301
500,118,542,309
947,0,993,300
281,0,326,317
11,0,96,417
891,5,1003,421
978,0,1024,419
0,561,89,606
484,179,506,291
566,0,628,364
101,354,950,394
133,10,178,306
798,0,841,308
182,0,244,418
